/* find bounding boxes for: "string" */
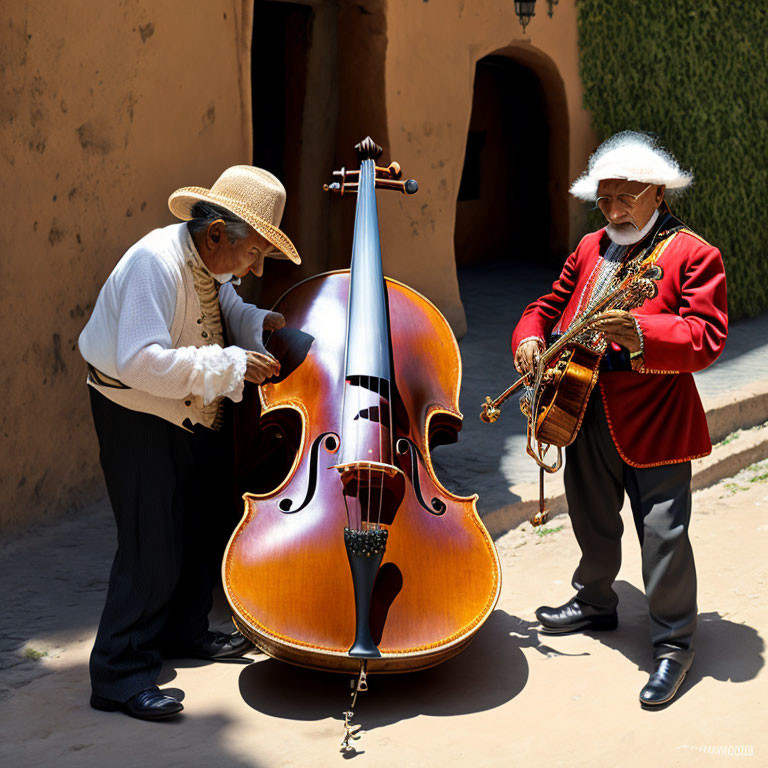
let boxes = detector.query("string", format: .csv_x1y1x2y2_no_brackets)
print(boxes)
356,376,363,531
340,376,355,530
378,378,389,531
375,374,383,531
374,165,386,531
366,375,371,530
342,484,352,530
374,314,386,531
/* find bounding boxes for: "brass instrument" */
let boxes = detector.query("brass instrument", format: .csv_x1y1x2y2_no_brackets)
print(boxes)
480,246,665,524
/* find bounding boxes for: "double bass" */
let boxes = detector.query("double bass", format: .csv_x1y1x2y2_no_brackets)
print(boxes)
223,140,500,697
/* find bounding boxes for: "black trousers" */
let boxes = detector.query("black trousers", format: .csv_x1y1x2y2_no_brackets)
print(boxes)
564,394,697,668
88,388,231,701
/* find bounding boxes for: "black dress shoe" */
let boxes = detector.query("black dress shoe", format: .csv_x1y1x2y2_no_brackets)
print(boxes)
186,630,253,660
90,687,183,720
535,597,618,634
639,659,687,706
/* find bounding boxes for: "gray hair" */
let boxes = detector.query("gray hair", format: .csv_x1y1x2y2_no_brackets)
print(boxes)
187,201,253,243
570,130,693,201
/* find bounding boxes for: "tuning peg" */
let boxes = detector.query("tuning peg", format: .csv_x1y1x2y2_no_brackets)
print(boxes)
325,174,418,196
376,162,402,180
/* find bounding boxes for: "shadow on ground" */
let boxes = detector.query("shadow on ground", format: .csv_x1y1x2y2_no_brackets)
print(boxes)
588,581,765,703
237,609,555,730
429,262,559,508
0,658,263,768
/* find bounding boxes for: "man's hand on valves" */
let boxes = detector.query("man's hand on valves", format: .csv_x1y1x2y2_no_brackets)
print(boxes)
514,339,544,375
594,310,641,354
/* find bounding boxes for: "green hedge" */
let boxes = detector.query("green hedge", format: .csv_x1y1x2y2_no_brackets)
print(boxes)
577,1,768,319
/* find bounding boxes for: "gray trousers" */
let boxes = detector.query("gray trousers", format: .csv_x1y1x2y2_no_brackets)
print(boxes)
564,394,697,668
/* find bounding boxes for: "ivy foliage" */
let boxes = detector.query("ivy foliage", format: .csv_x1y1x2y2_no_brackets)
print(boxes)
577,1,768,319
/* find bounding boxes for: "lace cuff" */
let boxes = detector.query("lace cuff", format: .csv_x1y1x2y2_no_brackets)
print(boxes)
193,345,247,405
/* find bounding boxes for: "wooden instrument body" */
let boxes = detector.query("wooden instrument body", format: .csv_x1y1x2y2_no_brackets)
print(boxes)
487,238,670,453
223,271,501,673
528,343,602,448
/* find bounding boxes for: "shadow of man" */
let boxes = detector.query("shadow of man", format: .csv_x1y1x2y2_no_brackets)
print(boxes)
237,609,551,731
585,580,764,701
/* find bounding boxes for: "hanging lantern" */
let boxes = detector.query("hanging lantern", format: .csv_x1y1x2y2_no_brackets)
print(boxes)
547,0,559,18
514,1,537,33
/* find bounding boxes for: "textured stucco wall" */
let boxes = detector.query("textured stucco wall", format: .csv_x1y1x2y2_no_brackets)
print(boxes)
0,1,253,532
0,0,593,532
378,0,596,335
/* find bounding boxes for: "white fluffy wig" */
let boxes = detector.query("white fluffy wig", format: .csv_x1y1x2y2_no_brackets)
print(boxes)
569,131,694,201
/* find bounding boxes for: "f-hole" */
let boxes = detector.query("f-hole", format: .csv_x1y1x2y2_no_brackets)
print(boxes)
278,431,339,513
396,438,446,515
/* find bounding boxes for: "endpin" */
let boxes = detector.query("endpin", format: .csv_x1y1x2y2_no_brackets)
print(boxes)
340,711,363,751
340,661,368,752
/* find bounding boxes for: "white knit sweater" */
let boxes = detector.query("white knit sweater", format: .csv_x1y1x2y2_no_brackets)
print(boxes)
79,223,271,429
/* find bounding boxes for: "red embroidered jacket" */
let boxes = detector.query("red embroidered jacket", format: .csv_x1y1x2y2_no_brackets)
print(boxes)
511,215,728,467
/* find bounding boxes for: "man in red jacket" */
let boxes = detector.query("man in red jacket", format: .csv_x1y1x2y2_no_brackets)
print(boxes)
512,131,727,706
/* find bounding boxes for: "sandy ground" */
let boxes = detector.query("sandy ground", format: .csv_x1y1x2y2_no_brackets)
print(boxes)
1,459,765,768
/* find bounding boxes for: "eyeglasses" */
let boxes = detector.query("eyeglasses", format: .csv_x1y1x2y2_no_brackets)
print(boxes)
249,246,283,260
595,184,652,213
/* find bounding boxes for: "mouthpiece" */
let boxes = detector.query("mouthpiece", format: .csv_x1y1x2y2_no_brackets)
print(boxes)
480,396,501,423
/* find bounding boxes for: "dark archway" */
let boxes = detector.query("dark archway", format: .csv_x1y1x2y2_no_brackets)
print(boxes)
243,0,388,310
454,51,569,268
248,1,313,307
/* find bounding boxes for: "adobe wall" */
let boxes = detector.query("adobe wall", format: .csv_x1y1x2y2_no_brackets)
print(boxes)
0,1,253,532
0,0,594,532
378,0,597,335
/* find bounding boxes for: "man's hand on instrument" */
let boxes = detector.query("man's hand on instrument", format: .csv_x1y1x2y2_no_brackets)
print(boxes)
263,311,286,331
244,351,281,384
595,310,641,354
514,339,544,375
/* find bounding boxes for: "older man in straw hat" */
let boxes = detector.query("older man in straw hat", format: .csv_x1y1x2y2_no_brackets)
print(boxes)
79,166,301,720
511,131,727,706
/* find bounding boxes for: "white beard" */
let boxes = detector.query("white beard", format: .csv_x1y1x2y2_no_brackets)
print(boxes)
212,271,241,285
606,209,660,245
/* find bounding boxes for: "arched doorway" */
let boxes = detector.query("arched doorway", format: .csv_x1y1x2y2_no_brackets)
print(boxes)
454,52,569,268
248,1,313,307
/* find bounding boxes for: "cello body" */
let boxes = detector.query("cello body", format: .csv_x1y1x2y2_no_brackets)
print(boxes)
223,140,500,674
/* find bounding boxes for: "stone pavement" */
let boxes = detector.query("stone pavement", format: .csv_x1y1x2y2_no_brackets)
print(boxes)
432,261,768,513
0,461,765,767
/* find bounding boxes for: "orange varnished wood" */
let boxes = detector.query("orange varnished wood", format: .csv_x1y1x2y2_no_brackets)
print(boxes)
223,271,501,673
535,344,602,447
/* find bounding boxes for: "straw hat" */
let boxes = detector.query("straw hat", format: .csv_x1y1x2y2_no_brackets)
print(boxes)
570,131,693,201
168,166,301,264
